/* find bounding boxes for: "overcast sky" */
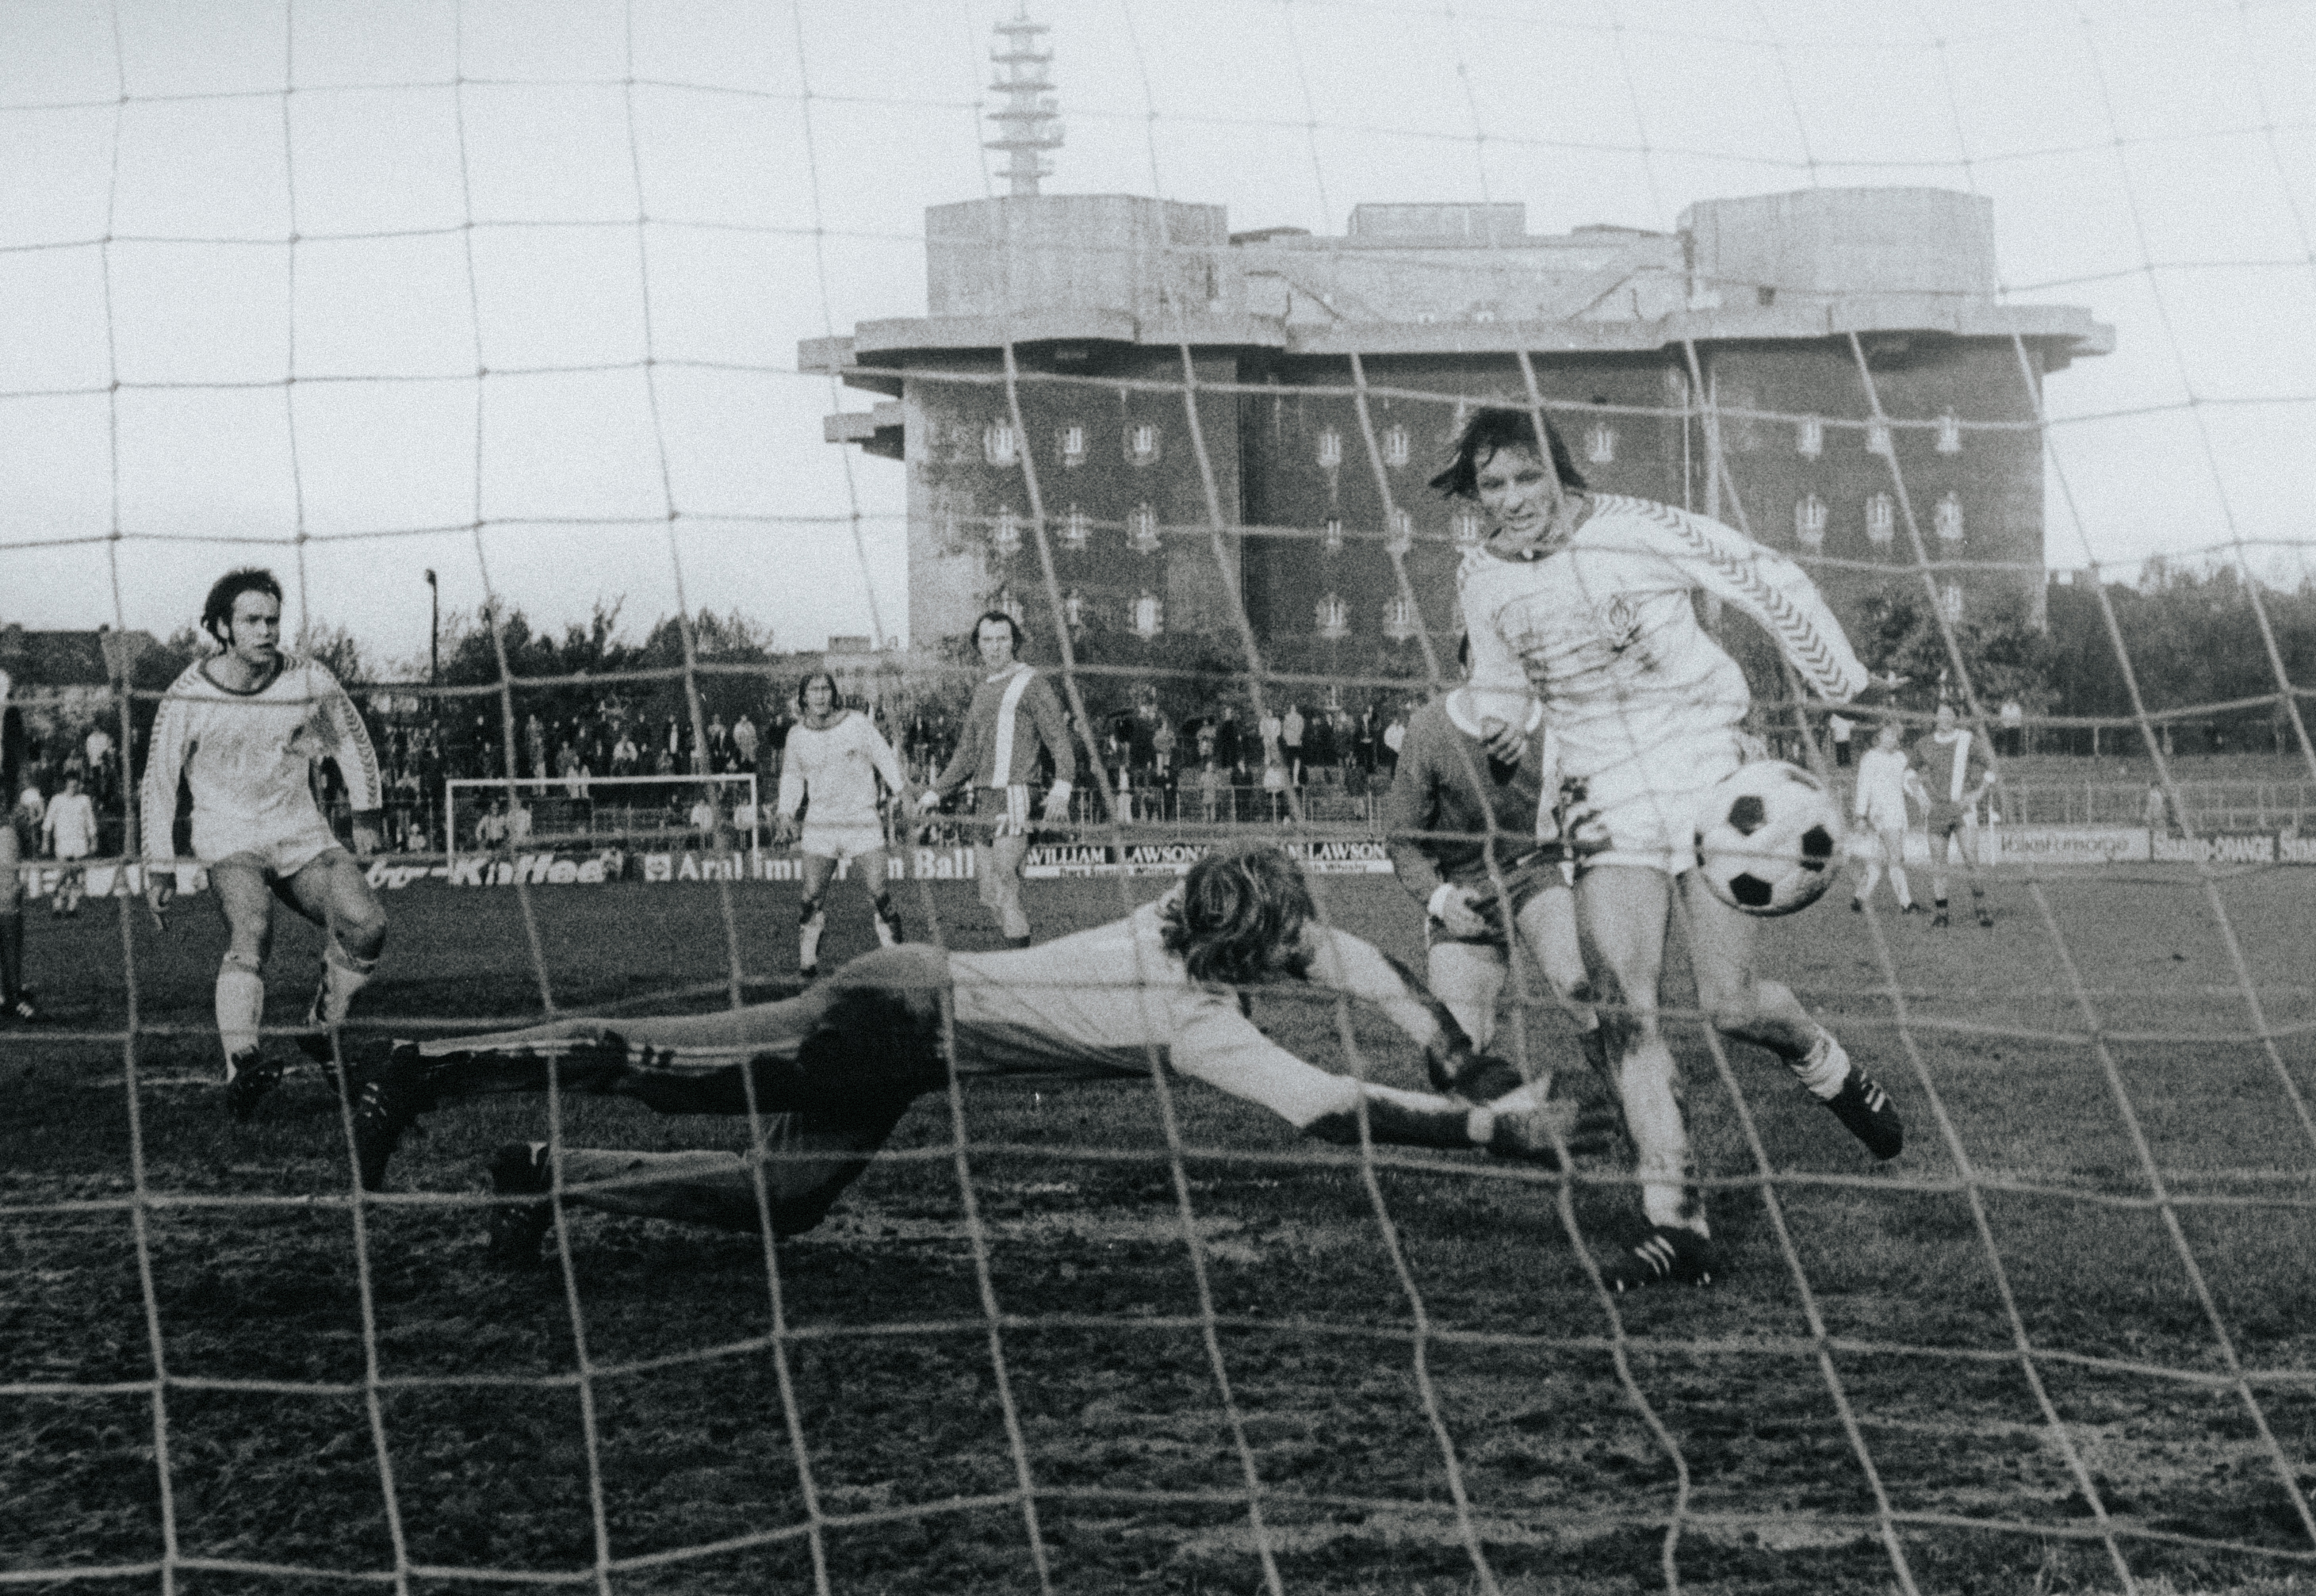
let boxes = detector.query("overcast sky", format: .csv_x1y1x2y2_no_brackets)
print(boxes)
2,0,2311,668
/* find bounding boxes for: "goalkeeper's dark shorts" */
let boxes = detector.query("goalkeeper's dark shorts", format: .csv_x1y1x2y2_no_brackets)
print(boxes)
423,945,955,1123
623,946,954,1120
1424,852,1571,950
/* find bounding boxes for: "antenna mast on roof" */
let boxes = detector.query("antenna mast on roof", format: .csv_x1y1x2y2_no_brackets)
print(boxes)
986,6,1062,197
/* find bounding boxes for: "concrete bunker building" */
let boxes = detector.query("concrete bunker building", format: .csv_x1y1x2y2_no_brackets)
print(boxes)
803,185,2111,701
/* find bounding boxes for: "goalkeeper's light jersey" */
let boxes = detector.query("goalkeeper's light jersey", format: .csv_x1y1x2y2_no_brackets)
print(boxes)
775,710,905,829
1460,495,1865,789
141,657,381,863
944,894,1441,1130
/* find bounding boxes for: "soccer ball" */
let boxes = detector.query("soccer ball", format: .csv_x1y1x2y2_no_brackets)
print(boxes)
1695,761,1843,916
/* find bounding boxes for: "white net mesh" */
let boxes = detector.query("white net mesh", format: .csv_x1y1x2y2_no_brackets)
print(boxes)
2,3,2314,1593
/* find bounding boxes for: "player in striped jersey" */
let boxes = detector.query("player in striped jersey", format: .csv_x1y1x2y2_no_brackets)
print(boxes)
917,610,1076,947
141,569,391,1119
1449,408,1902,1291
1923,702,1996,928
0,667,36,1023
341,844,1600,1261
776,671,913,977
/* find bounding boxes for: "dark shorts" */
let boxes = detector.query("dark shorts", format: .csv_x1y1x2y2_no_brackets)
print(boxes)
1424,855,1568,948
1927,802,1975,839
625,946,953,1119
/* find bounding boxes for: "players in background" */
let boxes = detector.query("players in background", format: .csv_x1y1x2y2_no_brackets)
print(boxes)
1383,641,1604,1084
1448,407,1903,1291
41,772,99,917
1924,702,1996,929
342,845,1594,1266
917,610,1075,947
1850,721,1926,916
142,568,391,1119
778,671,913,978
0,667,35,1022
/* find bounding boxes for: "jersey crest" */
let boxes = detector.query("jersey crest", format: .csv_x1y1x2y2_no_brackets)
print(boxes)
1596,594,1642,653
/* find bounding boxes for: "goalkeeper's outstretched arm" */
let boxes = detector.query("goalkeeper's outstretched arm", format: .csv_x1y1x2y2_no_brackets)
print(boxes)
1166,928,1572,1162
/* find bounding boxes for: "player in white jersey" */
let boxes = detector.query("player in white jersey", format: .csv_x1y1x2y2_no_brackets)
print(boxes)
141,570,390,1120
1922,703,1996,928
0,668,36,1022
776,672,913,977
1849,721,1927,915
41,773,100,917
340,845,1604,1263
1447,408,1903,1290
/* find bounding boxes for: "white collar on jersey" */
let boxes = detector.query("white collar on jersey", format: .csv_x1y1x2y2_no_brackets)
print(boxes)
1443,688,1543,741
986,660,1029,685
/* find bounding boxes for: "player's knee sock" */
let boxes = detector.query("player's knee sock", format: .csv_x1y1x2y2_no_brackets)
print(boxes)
0,909,22,1000
1888,866,1912,909
320,940,377,1026
798,898,825,971
1855,859,1882,903
216,954,266,1064
1784,1028,1851,1101
871,890,901,947
1617,1041,1704,1236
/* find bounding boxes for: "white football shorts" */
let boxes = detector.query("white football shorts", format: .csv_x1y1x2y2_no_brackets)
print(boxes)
798,823,887,863
1575,733,1744,875
196,810,346,879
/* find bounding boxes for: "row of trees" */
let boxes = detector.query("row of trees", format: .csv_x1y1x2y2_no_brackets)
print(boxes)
1748,564,2316,754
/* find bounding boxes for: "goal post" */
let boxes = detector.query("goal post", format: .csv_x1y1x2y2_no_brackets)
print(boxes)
444,773,763,877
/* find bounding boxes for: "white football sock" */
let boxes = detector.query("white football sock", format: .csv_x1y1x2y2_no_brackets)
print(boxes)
216,958,266,1066
1791,1029,1851,1100
320,943,377,1025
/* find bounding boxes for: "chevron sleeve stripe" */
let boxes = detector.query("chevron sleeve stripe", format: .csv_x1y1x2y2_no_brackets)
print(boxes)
1637,501,1866,703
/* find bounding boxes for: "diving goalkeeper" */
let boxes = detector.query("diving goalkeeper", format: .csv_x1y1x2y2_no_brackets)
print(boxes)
346,844,1598,1262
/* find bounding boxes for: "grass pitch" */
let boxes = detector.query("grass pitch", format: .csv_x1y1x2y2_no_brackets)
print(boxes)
2,860,2313,1594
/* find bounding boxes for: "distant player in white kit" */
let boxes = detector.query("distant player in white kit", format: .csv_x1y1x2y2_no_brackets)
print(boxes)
41,772,100,917
0,668,37,1022
1849,721,1925,915
142,569,391,1119
1449,408,1903,1290
776,671,913,978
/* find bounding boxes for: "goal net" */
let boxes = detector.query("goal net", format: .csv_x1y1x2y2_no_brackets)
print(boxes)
3,3,2312,1594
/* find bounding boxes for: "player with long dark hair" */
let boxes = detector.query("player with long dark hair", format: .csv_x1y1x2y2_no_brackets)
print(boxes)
142,568,390,1119
1445,407,1903,1289
776,670,912,977
343,844,1594,1261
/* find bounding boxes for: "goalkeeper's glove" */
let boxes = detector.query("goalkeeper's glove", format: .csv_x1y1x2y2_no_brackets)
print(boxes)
1472,1088,1619,1165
